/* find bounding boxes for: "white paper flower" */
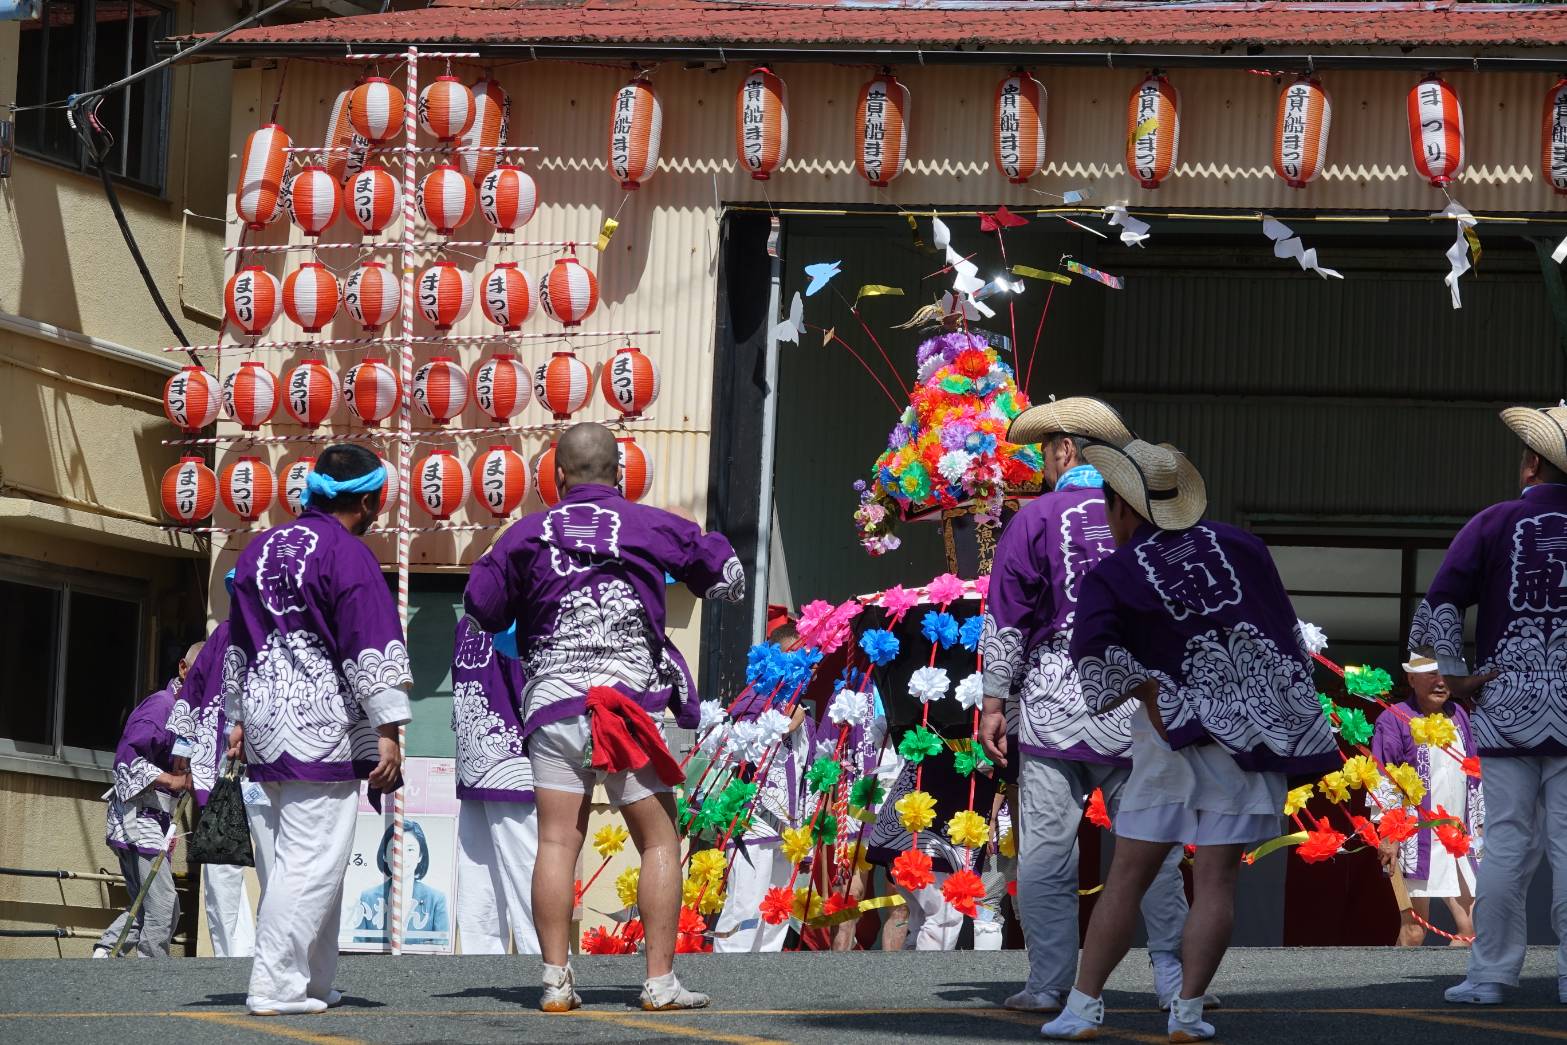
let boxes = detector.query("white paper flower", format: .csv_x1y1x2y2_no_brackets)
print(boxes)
698,700,727,734
954,672,984,711
909,666,951,704
723,720,758,762
828,688,868,727
753,708,791,755
699,723,728,755
938,449,974,483
1297,619,1328,655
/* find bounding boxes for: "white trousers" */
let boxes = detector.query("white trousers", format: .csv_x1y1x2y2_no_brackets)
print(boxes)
245,780,358,1008
1467,754,1567,985
455,800,541,955
203,862,256,957
713,840,793,953
898,871,965,951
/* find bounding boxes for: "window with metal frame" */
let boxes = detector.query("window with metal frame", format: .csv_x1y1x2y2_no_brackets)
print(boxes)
13,0,173,192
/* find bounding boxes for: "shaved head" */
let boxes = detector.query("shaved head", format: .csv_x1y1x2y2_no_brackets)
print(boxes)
556,422,619,490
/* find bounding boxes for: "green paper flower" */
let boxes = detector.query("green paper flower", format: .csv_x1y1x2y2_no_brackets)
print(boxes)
805,756,843,794
1343,665,1393,699
849,776,885,810
1337,706,1374,746
898,726,944,764
813,813,839,847
953,742,994,777
1315,691,1335,715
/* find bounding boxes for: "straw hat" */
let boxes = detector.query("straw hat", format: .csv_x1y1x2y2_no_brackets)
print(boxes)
1008,396,1135,448
1402,652,1440,674
1500,403,1567,474
1081,439,1207,531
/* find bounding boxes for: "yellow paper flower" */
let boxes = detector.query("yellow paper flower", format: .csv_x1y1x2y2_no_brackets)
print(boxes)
592,823,629,859
689,847,728,884
614,866,640,909
946,809,990,849
895,789,937,833
792,887,823,922
999,829,1017,859
1386,762,1426,806
1409,713,1459,749
1340,755,1383,792
682,875,714,911
854,848,874,872
1283,785,1315,816
696,886,726,915
1317,771,1350,805
781,826,814,864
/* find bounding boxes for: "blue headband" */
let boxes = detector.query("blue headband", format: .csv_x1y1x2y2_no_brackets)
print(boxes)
300,466,387,507
223,568,236,596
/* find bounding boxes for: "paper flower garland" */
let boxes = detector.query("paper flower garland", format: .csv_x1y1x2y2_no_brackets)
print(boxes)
849,775,885,810
1351,815,1380,849
898,726,944,763
895,789,938,832
891,849,935,891
760,886,795,925
927,573,966,606
953,742,993,777
909,666,951,704
815,813,839,846
1317,771,1350,805
690,848,727,883
940,869,986,917
1343,665,1393,698
881,584,922,619
1085,787,1113,829
1385,762,1427,806
999,828,1017,858
676,906,711,953
1433,806,1471,857
823,892,857,917
698,700,726,733
615,867,640,909
1340,754,1383,791
921,610,960,649
805,756,843,794
859,628,901,666
798,598,863,653
792,887,824,922
682,877,726,915
593,824,630,858
828,688,870,726
1283,785,1315,816
1317,692,1374,745
946,809,990,849
1378,807,1418,843
954,673,985,711
1298,619,1329,654
958,616,985,651
782,826,814,864
1462,756,1482,779
1410,713,1459,749
1297,827,1346,863
582,926,638,954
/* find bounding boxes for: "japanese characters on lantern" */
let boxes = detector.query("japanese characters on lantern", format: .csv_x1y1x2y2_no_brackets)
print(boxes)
1126,72,1180,190
994,72,1046,184
1273,77,1332,189
235,124,290,230
609,78,662,190
1543,78,1567,195
855,73,909,187
736,66,788,180
1408,75,1465,187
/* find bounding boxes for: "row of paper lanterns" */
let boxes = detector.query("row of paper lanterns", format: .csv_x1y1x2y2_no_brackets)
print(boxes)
222,254,599,337
163,346,658,431
161,436,654,524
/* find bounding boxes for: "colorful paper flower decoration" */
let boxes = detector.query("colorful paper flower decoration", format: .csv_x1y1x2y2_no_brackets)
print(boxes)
1284,785,1315,817
1297,827,1346,864
823,892,857,917
1350,815,1380,849
850,776,885,810
1318,770,1351,805
1085,787,1113,829
828,688,870,726
1385,762,1427,807
615,866,640,909
927,573,966,606
881,584,922,618
891,849,935,891
921,610,960,649
1433,806,1471,857
792,887,824,922
958,615,985,651
781,826,814,864
1410,713,1459,749
805,756,843,794
1378,806,1418,844
1461,756,1482,779
946,810,990,849
898,726,944,763
999,828,1017,858
582,926,638,954
1340,754,1383,792
909,666,951,703
859,628,901,666
896,789,938,833
941,869,986,917
953,742,993,778
1298,619,1329,654
954,673,985,711
814,813,839,847
689,847,728,884
760,886,795,925
593,824,630,859
1343,665,1394,698
675,906,711,953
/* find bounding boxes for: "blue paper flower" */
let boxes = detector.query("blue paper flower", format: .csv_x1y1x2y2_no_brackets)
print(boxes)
958,616,985,651
746,642,786,690
859,629,900,666
921,610,960,649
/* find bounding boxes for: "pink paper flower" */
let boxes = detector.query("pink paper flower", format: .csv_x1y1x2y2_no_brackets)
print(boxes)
795,599,837,647
881,584,920,619
973,575,991,598
926,573,965,606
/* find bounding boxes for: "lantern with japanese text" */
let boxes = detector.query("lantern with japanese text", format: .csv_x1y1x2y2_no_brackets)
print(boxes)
162,457,216,524
471,445,529,518
1273,77,1331,188
993,72,1046,184
419,75,475,141
609,78,661,190
323,87,369,186
415,450,468,520
417,262,474,330
457,78,510,186
220,456,275,522
413,356,469,425
533,351,592,420
540,254,598,327
163,365,221,432
345,166,401,235
534,442,561,507
1543,78,1567,194
349,76,404,144
854,73,909,188
478,165,537,232
1408,75,1464,187
419,164,476,235
735,66,788,180
234,124,290,230
471,353,531,422
375,453,400,514
287,166,341,237
282,263,341,334
343,357,401,425
225,266,281,337
1125,73,1180,190
281,456,314,517
222,361,280,431
617,437,653,503
344,261,400,331
480,262,535,331
281,359,339,429
600,345,660,418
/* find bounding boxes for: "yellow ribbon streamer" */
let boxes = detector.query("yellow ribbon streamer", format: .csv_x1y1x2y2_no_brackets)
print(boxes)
1129,116,1158,145
596,217,619,252
1010,264,1073,285
855,284,904,306
1463,225,1482,269
805,892,908,927
1077,884,1104,897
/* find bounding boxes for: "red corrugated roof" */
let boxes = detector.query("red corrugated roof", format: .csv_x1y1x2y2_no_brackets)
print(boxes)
174,1,1567,54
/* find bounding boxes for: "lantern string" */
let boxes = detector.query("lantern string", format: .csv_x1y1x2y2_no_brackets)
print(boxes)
226,239,582,254
161,416,653,447
164,330,661,353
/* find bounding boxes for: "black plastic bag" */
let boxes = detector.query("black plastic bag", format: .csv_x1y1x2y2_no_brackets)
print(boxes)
188,762,255,867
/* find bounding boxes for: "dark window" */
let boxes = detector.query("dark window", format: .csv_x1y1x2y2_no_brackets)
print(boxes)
14,0,172,192
0,579,61,749
62,591,143,752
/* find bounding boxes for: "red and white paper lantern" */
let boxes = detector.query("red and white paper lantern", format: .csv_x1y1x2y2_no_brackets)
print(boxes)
471,354,531,422
1273,77,1332,189
413,356,469,425
994,72,1046,184
480,263,536,331
1544,78,1567,194
470,446,529,518
345,166,401,235
609,78,662,190
1408,75,1465,187
854,73,909,187
375,453,400,515
282,263,341,334
281,456,314,517
539,255,599,327
533,351,592,420
222,361,280,431
287,165,341,236
617,437,654,503
478,165,537,232
220,456,275,522
344,261,400,331
534,442,561,507
457,78,510,186
323,87,369,186
342,357,402,425
349,76,405,144
419,164,476,234
1126,73,1180,190
234,124,291,230
162,457,217,524
600,345,660,418
419,75,475,141
281,359,339,429
415,450,468,520
736,66,788,180
417,262,474,330
163,365,221,432
225,266,281,337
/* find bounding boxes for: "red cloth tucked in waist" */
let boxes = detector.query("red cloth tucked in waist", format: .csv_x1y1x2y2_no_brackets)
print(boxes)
585,686,684,787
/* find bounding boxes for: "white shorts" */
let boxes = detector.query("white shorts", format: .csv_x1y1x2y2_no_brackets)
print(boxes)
528,716,671,808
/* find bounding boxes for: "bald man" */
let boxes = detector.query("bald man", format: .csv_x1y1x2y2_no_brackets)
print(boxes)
465,422,744,1012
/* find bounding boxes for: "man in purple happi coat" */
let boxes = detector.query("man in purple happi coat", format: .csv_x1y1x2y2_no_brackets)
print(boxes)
464,422,743,1012
223,443,411,1015
1409,404,1567,1005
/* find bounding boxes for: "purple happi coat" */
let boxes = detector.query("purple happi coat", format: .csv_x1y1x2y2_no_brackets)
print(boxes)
1071,519,1339,774
981,475,1130,764
1370,700,1485,879
1409,483,1567,756
166,619,231,803
222,507,413,782
451,617,534,803
107,681,181,857
464,482,744,736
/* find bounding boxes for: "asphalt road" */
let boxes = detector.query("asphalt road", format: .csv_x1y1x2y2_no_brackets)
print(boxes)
0,948,1561,1044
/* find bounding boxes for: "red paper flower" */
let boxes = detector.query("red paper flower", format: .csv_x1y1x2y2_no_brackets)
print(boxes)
955,349,991,378
1296,827,1346,864
1350,815,1379,849
622,918,645,946
581,926,637,954
1461,756,1482,780
940,869,986,918
1085,787,1113,830
677,906,706,936
1432,805,1471,858
1379,807,1418,844
892,849,935,891
675,907,711,954
823,892,857,917
760,886,794,925
1006,879,1017,896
